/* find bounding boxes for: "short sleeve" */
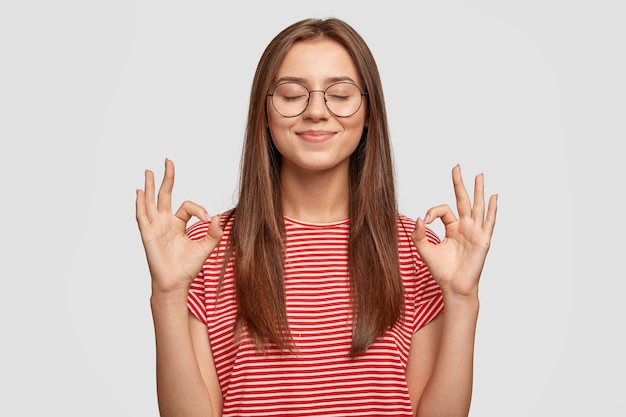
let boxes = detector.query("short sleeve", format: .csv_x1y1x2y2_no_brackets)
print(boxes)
186,221,210,325
411,227,444,333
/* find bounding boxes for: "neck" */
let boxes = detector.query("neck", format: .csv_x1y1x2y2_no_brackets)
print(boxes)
280,164,350,223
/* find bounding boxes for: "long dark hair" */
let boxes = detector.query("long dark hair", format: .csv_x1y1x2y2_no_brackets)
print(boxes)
226,17,402,357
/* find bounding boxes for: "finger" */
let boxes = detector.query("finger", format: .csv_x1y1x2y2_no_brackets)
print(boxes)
424,204,458,227
472,173,485,223
174,200,211,225
143,168,158,221
135,188,149,229
157,158,175,213
452,165,472,218
483,194,498,235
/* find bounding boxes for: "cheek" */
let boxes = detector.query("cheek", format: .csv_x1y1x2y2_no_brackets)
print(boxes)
361,104,369,128
347,114,368,138
267,103,289,133
266,114,294,153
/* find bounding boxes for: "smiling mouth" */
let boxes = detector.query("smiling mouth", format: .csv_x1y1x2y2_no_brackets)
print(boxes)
297,131,335,143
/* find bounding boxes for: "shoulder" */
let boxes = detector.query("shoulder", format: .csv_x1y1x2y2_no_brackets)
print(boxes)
186,209,235,241
396,213,440,245
396,213,416,233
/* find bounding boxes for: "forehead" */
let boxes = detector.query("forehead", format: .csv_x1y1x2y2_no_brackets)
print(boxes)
275,39,361,85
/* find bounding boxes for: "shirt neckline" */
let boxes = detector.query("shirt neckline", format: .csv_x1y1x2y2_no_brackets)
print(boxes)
283,215,350,227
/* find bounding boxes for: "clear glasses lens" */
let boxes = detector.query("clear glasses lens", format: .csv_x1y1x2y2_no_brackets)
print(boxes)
270,82,364,117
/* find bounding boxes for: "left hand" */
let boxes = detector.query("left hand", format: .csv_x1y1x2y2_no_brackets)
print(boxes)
411,165,498,297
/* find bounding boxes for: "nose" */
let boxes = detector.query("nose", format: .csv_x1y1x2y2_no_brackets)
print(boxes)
303,90,329,119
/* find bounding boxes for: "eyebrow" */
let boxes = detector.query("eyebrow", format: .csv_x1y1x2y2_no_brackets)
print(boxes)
274,75,358,86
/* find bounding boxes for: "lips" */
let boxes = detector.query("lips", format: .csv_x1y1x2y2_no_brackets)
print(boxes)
297,130,335,144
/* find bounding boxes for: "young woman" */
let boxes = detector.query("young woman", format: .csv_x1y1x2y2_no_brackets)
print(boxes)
135,17,498,417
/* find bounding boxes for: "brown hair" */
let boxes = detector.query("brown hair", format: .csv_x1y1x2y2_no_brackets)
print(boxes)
225,17,403,357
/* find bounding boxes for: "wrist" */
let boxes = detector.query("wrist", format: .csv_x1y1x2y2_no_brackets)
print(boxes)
441,288,480,311
150,287,189,309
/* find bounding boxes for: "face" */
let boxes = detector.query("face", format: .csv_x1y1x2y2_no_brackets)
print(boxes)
267,39,367,176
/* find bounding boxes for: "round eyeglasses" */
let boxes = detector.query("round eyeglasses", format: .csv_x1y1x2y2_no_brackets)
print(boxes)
267,81,368,118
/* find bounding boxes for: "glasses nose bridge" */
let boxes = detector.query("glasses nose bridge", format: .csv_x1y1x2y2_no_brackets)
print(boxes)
307,89,327,102
305,89,328,114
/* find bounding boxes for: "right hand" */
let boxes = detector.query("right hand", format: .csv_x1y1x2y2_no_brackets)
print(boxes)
135,158,223,295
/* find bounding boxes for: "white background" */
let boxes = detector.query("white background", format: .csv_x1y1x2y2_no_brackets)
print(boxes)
1,1,624,416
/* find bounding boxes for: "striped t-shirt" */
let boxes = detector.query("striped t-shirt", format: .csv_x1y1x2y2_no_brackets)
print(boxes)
187,212,444,416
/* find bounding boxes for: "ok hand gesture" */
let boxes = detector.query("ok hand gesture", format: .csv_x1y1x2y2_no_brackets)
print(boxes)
412,165,498,298
135,159,223,295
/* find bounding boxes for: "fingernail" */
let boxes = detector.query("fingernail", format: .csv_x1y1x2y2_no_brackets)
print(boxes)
424,214,430,223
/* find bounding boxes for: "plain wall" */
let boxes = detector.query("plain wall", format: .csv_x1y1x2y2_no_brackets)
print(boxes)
1,1,623,416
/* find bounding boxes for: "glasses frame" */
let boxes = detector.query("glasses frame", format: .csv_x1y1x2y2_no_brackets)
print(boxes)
267,81,368,118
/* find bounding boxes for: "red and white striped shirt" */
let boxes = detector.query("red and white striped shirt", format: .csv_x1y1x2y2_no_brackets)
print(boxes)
187,213,443,416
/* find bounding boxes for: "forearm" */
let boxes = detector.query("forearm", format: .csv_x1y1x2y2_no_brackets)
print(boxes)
416,293,479,417
151,291,215,417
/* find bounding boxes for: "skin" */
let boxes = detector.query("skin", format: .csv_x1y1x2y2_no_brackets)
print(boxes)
409,167,498,416
268,39,368,223
136,38,498,417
